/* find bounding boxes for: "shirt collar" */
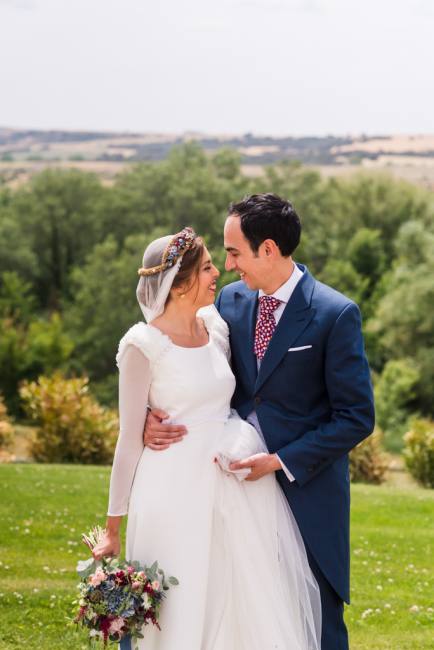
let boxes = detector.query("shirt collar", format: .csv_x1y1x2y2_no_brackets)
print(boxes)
258,262,303,304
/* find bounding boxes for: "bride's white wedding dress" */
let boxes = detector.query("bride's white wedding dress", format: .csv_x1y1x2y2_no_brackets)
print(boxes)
108,306,321,650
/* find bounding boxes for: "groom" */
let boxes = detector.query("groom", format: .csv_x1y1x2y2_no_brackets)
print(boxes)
145,193,375,650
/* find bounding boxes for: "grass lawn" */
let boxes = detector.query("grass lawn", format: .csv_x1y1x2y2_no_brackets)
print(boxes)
0,464,432,650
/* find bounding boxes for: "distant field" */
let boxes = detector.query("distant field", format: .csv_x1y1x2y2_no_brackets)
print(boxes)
2,128,434,189
2,158,434,191
0,464,432,649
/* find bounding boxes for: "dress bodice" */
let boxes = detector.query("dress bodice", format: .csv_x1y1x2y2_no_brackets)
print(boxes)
116,306,236,426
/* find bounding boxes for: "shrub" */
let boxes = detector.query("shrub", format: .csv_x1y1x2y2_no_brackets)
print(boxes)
19,373,118,464
350,430,388,484
404,419,434,488
374,359,420,452
0,394,14,450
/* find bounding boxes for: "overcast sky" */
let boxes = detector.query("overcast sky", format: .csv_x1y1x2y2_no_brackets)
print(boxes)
0,0,433,135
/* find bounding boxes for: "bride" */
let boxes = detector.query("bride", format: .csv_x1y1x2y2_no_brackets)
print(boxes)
93,227,321,650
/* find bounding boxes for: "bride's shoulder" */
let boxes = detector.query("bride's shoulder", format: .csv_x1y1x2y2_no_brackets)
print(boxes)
198,305,229,335
116,322,171,368
197,305,230,357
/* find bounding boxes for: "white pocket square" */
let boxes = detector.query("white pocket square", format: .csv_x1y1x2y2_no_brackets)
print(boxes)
287,345,313,352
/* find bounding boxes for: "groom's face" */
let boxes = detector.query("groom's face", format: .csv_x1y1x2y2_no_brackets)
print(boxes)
224,215,269,290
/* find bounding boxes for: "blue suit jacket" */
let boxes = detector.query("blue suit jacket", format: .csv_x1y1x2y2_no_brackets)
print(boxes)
215,265,375,603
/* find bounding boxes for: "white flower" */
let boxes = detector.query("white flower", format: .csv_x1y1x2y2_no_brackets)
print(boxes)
142,593,152,609
89,630,104,639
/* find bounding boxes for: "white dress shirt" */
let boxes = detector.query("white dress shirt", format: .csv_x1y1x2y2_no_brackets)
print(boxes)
246,262,304,482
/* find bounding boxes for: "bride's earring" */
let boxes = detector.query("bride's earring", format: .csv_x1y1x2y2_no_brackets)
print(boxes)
179,292,186,299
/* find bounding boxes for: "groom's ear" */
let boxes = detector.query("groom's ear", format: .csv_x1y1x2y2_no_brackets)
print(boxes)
262,239,279,258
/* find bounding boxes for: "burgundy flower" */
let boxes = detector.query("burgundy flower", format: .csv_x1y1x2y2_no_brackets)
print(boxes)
100,616,112,643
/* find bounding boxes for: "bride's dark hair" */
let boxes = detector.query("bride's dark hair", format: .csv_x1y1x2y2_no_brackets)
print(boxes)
169,235,205,298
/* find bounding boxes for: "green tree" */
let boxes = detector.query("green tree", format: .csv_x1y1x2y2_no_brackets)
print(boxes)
317,260,369,305
10,169,106,309
374,359,420,451
64,233,158,385
348,228,386,288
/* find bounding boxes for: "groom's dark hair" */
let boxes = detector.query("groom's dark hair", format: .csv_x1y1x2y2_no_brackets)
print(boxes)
228,193,301,257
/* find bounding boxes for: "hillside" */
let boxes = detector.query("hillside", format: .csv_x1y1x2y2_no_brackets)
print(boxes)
1,128,434,188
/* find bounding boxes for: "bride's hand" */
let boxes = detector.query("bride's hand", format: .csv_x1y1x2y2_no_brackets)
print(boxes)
92,531,120,560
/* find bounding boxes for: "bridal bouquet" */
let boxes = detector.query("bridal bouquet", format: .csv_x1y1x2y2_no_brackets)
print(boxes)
73,527,178,648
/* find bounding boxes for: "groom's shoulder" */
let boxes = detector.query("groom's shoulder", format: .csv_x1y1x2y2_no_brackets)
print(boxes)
218,280,255,302
311,275,357,316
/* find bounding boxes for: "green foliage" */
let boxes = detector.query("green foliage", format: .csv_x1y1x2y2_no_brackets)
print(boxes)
374,360,420,452
211,148,242,181
404,419,434,488
63,233,153,384
0,205,37,281
369,218,434,415
371,259,434,356
327,173,432,259
348,228,386,288
0,271,37,323
6,169,105,309
317,259,369,305
1,145,434,431
349,430,388,484
0,394,14,451
98,143,248,251
19,373,118,464
27,313,74,374
0,311,74,415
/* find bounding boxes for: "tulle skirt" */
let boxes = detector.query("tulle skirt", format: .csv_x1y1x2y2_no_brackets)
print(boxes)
125,413,321,650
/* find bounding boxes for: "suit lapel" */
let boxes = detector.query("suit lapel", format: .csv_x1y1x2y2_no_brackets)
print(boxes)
233,289,258,387
255,269,316,394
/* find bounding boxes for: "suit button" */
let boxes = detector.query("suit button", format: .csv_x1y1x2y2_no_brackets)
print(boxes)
308,466,314,473
254,396,261,405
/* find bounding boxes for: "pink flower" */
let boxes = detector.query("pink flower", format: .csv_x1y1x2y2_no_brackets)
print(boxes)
89,568,106,587
151,580,160,591
138,571,146,579
109,617,125,634
132,581,142,590
127,566,135,574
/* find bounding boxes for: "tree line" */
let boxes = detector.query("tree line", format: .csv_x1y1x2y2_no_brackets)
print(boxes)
1,143,433,452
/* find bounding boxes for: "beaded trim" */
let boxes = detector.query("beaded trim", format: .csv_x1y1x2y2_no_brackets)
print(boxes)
137,227,197,277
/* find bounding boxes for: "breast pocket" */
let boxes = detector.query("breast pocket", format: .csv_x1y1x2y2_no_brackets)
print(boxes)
287,345,313,352
283,344,317,369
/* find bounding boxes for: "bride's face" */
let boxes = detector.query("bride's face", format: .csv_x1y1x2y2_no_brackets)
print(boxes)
196,248,220,306
184,247,220,308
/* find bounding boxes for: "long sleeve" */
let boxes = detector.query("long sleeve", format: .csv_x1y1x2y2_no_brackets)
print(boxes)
107,344,151,516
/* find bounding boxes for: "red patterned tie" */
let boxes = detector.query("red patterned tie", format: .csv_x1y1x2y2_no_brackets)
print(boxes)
254,296,282,361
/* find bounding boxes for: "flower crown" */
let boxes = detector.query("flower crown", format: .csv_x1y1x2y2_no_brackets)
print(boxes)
137,227,197,277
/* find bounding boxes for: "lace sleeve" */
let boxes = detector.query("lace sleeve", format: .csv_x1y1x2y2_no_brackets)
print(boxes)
107,344,151,516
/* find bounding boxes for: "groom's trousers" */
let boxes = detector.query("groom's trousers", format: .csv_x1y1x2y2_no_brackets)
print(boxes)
306,549,349,650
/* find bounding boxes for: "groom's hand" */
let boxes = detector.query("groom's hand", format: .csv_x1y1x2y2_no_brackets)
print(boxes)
229,453,281,481
144,408,187,450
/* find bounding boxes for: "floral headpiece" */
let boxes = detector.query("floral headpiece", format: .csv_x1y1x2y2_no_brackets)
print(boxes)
137,227,197,277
